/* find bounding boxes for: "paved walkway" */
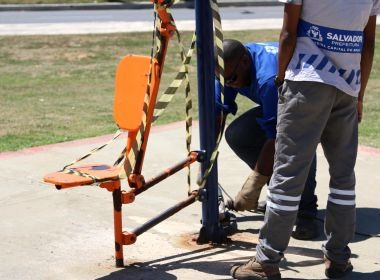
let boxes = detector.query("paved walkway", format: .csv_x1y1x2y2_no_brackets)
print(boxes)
1,121,380,279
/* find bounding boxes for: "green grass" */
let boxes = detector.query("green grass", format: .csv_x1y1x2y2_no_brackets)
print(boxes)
0,30,379,152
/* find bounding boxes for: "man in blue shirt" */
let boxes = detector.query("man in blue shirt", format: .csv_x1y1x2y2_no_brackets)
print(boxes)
215,39,318,240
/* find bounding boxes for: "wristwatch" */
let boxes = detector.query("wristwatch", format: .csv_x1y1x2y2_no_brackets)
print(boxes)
274,76,284,88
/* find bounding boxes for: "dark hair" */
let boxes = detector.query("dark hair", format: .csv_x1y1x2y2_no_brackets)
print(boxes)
214,39,246,72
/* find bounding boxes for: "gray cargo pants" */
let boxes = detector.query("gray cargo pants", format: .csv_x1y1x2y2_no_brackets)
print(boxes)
225,106,318,218
256,81,358,265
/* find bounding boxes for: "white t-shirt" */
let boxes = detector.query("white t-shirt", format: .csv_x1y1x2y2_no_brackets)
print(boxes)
279,0,380,97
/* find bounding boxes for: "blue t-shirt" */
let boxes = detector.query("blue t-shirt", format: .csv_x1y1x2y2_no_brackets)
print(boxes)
215,42,279,139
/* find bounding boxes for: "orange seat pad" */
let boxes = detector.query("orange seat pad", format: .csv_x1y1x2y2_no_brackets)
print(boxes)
44,164,120,188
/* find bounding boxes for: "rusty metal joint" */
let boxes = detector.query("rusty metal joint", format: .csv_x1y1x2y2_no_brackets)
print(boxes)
121,191,135,204
128,174,145,189
99,180,121,192
122,231,137,245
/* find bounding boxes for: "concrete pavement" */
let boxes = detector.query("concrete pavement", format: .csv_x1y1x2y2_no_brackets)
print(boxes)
1,121,380,279
0,3,380,278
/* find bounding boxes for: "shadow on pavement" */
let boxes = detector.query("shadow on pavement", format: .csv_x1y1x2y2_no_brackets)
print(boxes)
317,207,380,242
282,270,380,280
96,246,238,280
96,207,380,280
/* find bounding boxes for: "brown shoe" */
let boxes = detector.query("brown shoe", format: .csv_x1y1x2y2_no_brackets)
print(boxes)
324,256,353,279
227,171,268,212
230,257,281,280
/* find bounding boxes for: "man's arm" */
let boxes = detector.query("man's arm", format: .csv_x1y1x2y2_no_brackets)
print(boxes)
254,80,279,177
214,79,238,135
358,15,377,123
255,139,275,177
277,3,302,81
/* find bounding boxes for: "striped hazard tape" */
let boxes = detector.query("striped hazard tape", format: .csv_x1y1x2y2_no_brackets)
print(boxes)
59,0,226,192
60,3,161,183
153,30,197,193
61,129,123,182
118,2,183,181
196,0,226,190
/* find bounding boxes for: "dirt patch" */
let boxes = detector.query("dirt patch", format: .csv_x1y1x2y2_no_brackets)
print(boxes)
229,231,258,247
174,232,215,250
174,231,258,251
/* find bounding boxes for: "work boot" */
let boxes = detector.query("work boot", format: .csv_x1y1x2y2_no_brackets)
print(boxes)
292,217,319,240
324,256,353,279
230,257,281,280
255,200,267,214
226,171,268,212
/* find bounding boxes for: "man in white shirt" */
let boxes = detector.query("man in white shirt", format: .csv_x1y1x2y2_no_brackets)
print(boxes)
230,1,380,279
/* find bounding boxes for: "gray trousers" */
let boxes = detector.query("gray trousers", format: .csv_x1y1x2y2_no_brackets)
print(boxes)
256,81,358,265
225,107,318,218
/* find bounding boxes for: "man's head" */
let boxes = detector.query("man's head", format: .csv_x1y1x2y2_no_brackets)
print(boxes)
215,39,251,88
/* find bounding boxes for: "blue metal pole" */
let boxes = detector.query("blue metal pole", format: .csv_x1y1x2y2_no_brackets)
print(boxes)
195,0,225,243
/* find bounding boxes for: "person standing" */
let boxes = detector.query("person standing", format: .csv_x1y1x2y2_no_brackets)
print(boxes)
215,39,319,240
230,0,380,279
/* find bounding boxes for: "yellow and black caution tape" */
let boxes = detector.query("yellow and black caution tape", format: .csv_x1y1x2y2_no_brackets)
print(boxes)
117,2,165,180
58,0,226,192
118,2,193,180
153,31,197,193
60,2,161,183
196,0,226,190
59,1,195,184
61,129,123,181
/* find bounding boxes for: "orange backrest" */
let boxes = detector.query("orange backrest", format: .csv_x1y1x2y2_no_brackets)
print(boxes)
114,55,159,131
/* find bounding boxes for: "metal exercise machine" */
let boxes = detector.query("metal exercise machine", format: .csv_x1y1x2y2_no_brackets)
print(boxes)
43,0,227,267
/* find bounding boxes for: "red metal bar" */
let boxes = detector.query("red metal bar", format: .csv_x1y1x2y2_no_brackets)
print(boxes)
132,191,198,236
111,181,124,267
133,151,199,195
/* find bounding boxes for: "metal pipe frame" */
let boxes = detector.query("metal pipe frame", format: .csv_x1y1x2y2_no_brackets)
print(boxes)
132,192,198,236
194,0,226,243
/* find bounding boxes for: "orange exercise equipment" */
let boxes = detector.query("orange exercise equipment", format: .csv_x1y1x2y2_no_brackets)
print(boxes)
43,0,202,267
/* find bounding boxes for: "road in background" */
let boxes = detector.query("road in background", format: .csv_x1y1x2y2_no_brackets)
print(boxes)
0,6,284,35
0,6,283,23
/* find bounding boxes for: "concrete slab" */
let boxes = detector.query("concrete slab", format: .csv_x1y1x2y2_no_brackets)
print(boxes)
0,121,380,279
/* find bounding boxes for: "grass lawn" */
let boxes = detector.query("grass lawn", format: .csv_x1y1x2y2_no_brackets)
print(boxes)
0,30,379,152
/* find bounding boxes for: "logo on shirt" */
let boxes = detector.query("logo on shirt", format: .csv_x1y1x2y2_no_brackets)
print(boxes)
298,20,363,54
326,33,363,44
264,45,278,54
307,26,323,42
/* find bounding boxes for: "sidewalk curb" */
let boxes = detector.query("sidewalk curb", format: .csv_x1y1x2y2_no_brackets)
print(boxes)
0,1,280,12
1,118,379,159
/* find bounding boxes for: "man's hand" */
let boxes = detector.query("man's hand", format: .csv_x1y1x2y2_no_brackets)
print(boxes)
357,100,363,123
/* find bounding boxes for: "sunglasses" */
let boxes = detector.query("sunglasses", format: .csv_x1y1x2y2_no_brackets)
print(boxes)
225,52,245,85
